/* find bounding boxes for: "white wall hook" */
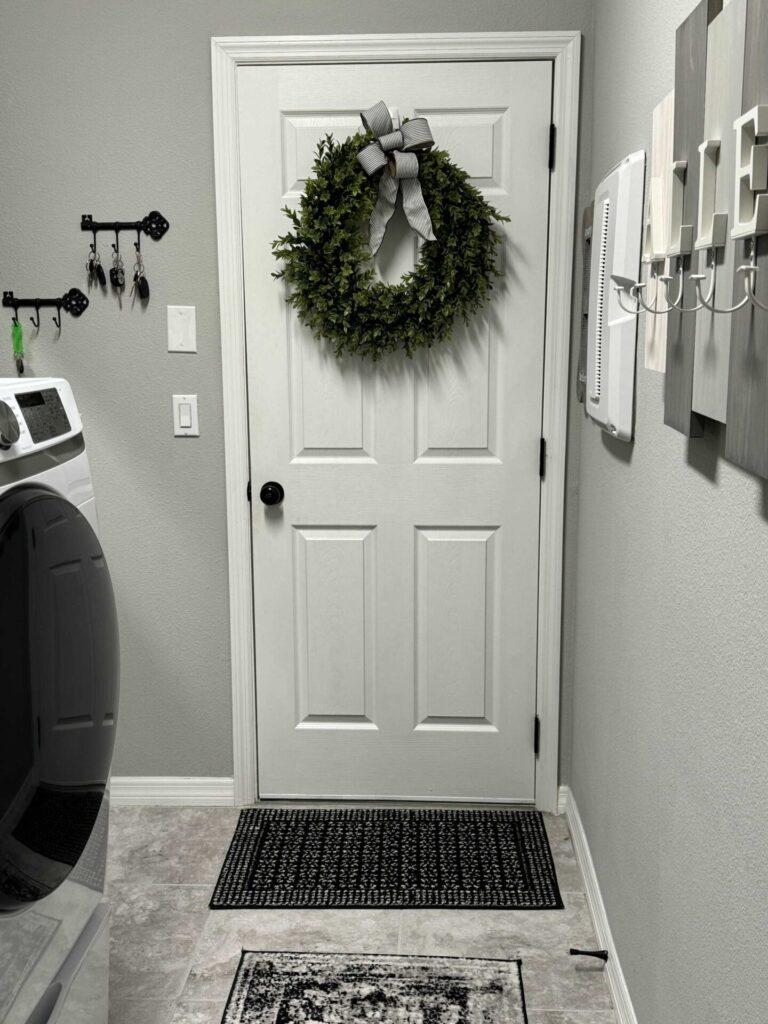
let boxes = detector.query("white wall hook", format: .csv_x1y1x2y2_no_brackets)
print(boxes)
693,261,755,314
743,263,768,311
660,261,705,313
611,270,673,317
611,275,643,315
633,282,663,315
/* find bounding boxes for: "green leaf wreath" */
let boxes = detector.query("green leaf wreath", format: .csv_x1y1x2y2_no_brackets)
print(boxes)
272,132,509,360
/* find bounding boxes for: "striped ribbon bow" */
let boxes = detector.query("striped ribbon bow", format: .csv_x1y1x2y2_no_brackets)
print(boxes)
357,100,437,254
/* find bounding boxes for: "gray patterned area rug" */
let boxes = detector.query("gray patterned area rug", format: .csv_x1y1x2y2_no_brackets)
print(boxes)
211,807,562,910
222,951,529,1024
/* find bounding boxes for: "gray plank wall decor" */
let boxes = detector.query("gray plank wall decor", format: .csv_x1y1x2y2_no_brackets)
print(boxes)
692,0,747,423
725,0,768,477
664,0,723,436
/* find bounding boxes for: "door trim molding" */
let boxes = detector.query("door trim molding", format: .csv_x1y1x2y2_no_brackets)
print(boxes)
211,31,581,811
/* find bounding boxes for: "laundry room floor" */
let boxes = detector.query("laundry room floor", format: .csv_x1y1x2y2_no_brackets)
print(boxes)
106,806,617,1024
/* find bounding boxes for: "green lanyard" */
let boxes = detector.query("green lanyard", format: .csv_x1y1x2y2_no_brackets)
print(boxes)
12,318,24,358
12,318,24,375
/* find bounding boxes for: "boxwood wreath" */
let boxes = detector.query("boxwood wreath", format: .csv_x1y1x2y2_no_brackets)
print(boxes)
272,131,509,360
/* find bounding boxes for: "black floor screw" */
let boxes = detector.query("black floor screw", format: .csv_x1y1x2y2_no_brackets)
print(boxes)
569,948,609,962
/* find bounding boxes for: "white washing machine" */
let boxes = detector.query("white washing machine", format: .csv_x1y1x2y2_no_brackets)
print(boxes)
0,378,118,1024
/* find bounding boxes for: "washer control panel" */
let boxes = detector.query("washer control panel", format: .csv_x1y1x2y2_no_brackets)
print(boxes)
0,378,82,460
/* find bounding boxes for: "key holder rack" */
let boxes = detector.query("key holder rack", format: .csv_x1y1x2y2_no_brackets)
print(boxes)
82,211,168,302
612,242,762,318
81,210,170,242
3,288,89,332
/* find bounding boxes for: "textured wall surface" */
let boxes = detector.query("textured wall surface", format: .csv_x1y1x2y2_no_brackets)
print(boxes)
0,1,592,777
569,1,768,1021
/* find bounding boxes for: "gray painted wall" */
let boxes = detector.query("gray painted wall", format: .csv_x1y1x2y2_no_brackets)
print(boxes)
0,1,592,777
569,1,768,1021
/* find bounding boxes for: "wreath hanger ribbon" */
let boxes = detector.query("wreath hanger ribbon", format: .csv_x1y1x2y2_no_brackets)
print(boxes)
357,100,437,254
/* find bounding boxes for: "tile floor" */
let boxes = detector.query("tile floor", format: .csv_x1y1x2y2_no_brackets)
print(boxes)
106,806,617,1024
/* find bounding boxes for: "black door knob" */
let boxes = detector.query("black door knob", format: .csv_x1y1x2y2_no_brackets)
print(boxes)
0,401,20,451
259,481,285,506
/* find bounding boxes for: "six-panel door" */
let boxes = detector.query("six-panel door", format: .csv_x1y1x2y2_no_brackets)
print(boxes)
238,60,552,800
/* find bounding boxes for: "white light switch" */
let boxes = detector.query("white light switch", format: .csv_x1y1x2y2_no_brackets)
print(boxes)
173,394,199,436
167,305,197,352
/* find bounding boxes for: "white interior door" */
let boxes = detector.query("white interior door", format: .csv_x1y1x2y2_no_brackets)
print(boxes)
238,60,552,801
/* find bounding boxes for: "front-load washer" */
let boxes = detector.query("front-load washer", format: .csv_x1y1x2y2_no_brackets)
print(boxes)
0,378,118,1024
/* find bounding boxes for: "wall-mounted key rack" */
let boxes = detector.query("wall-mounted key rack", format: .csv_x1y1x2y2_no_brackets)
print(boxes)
3,287,89,376
81,211,168,302
2,288,89,329
81,211,170,241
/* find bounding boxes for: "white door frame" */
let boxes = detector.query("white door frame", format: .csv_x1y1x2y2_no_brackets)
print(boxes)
211,31,581,812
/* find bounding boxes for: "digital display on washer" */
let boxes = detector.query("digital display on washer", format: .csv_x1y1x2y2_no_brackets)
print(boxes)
16,387,71,442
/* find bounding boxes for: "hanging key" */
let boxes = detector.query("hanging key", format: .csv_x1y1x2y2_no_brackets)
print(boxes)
110,243,125,290
131,243,150,301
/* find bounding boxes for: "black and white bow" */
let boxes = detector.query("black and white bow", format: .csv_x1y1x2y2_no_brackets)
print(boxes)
357,101,437,254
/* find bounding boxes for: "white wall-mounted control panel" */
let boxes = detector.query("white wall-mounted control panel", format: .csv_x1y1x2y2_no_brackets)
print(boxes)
586,150,645,442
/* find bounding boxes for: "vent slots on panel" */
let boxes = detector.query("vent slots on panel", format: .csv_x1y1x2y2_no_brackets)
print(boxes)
591,197,610,403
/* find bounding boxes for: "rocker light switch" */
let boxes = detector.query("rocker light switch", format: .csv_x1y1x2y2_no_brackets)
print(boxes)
167,305,197,352
173,394,199,436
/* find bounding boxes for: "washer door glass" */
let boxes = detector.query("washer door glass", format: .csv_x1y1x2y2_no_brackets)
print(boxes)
0,486,119,911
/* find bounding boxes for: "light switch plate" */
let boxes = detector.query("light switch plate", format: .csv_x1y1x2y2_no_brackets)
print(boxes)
172,394,199,436
167,305,197,352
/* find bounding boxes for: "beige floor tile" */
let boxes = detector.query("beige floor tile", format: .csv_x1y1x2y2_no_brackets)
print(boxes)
170,999,228,1023
109,884,210,1001
521,956,614,1012
543,814,584,894
397,893,596,957
107,807,239,889
108,997,171,1024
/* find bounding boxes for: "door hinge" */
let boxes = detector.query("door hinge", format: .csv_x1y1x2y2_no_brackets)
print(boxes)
539,437,547,479
246,480,252,503
534,715,541,757
548,123,557,171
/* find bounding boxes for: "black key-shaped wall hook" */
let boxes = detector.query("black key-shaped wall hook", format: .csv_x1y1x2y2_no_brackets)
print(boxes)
81,210,170,242
3,288,89,335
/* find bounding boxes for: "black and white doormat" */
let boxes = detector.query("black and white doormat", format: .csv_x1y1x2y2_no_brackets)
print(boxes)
222,951,529,1024
211,807,562,910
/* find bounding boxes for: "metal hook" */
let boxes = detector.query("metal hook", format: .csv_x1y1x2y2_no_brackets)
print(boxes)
611,275,643,315
743,264,766,311
52,304,62,331
611,270,666,317
693,261,755,314
659,260,707,313
632,280,664,315
29,304,40,330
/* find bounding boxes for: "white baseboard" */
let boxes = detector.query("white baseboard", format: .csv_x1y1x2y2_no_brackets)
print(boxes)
557,783,569,815
110,776,235,806
562,785,638,1024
